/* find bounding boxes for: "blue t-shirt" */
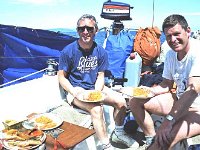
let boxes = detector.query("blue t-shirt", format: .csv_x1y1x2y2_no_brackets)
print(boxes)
58,40,108,90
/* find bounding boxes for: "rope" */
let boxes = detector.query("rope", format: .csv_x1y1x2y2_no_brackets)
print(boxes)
152,0,155,27
0,68,47,88
0,56,58,59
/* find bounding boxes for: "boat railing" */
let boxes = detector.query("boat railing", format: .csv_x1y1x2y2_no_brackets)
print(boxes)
0,68,47,88
0,58,59,88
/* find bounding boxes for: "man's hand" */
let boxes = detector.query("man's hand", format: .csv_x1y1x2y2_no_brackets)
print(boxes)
73,87,85,100
155,120,173,147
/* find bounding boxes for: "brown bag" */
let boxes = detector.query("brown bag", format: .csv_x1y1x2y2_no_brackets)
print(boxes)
133,26,161,66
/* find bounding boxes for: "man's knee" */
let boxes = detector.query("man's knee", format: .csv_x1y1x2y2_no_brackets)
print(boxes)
90,105,103,117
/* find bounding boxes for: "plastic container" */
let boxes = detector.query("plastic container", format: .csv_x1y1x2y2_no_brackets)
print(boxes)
124,52,142,87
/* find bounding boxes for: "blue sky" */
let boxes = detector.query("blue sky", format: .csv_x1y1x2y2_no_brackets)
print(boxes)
0,0,200,31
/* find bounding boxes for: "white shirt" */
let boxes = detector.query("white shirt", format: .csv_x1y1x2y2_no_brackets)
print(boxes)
162,38,200,107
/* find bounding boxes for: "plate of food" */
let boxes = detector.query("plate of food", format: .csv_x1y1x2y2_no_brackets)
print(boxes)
1,128,46,150
25,113,63,131
120,86,155,99
78,90,106,103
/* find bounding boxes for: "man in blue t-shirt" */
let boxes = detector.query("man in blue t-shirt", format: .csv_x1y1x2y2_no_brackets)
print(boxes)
58,14,139,149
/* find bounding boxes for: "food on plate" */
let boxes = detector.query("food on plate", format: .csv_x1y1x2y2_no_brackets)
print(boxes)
3,129,18,135
2,128,44,149
28,129,43,137
35,116,52,124
34,115,57,129
26,113,63,130
2,129,43,140
87,91,103,101
7,139,41,147
119,86,154,98
133,87,152,97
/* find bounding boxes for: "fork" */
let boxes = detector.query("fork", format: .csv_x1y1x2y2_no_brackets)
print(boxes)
51,129,65,150
0,140,3,150
51,130,59,150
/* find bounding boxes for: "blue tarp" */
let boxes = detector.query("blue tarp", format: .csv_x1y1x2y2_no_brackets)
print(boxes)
0,25,136,87
104,31,134,78
0,24,77,86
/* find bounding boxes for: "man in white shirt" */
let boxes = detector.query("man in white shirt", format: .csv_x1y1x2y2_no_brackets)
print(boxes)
129,14,200,149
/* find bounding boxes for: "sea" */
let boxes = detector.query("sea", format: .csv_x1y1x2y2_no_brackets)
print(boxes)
61,30,166,47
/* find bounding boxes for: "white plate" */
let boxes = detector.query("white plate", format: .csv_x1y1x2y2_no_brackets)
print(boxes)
120,86,155,99
28,113,63,131
2,131,46,150
132,93,155,99
78,90,105,103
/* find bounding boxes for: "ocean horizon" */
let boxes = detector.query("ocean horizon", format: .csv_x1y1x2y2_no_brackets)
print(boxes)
57,30,166,47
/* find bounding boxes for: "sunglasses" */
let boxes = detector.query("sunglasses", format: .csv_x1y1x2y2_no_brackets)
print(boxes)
77,26,94,33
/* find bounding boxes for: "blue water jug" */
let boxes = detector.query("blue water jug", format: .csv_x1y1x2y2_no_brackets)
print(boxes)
124,52,142,87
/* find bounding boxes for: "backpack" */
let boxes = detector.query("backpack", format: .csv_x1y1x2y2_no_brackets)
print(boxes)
133,26,161,66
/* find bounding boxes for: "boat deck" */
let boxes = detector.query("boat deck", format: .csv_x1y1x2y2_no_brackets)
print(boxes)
1,75,200,150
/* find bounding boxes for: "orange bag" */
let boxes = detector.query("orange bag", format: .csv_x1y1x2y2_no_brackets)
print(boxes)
133,26,161,66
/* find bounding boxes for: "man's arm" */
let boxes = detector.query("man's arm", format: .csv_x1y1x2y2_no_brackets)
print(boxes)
151,78,174,95
168,76,200,123
57,70,76,96
95,71,105,91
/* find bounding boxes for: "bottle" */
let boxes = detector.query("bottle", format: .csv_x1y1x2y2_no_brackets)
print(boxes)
124,52,142,87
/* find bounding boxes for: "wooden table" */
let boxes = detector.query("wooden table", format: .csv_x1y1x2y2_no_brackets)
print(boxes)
45,121,95,149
